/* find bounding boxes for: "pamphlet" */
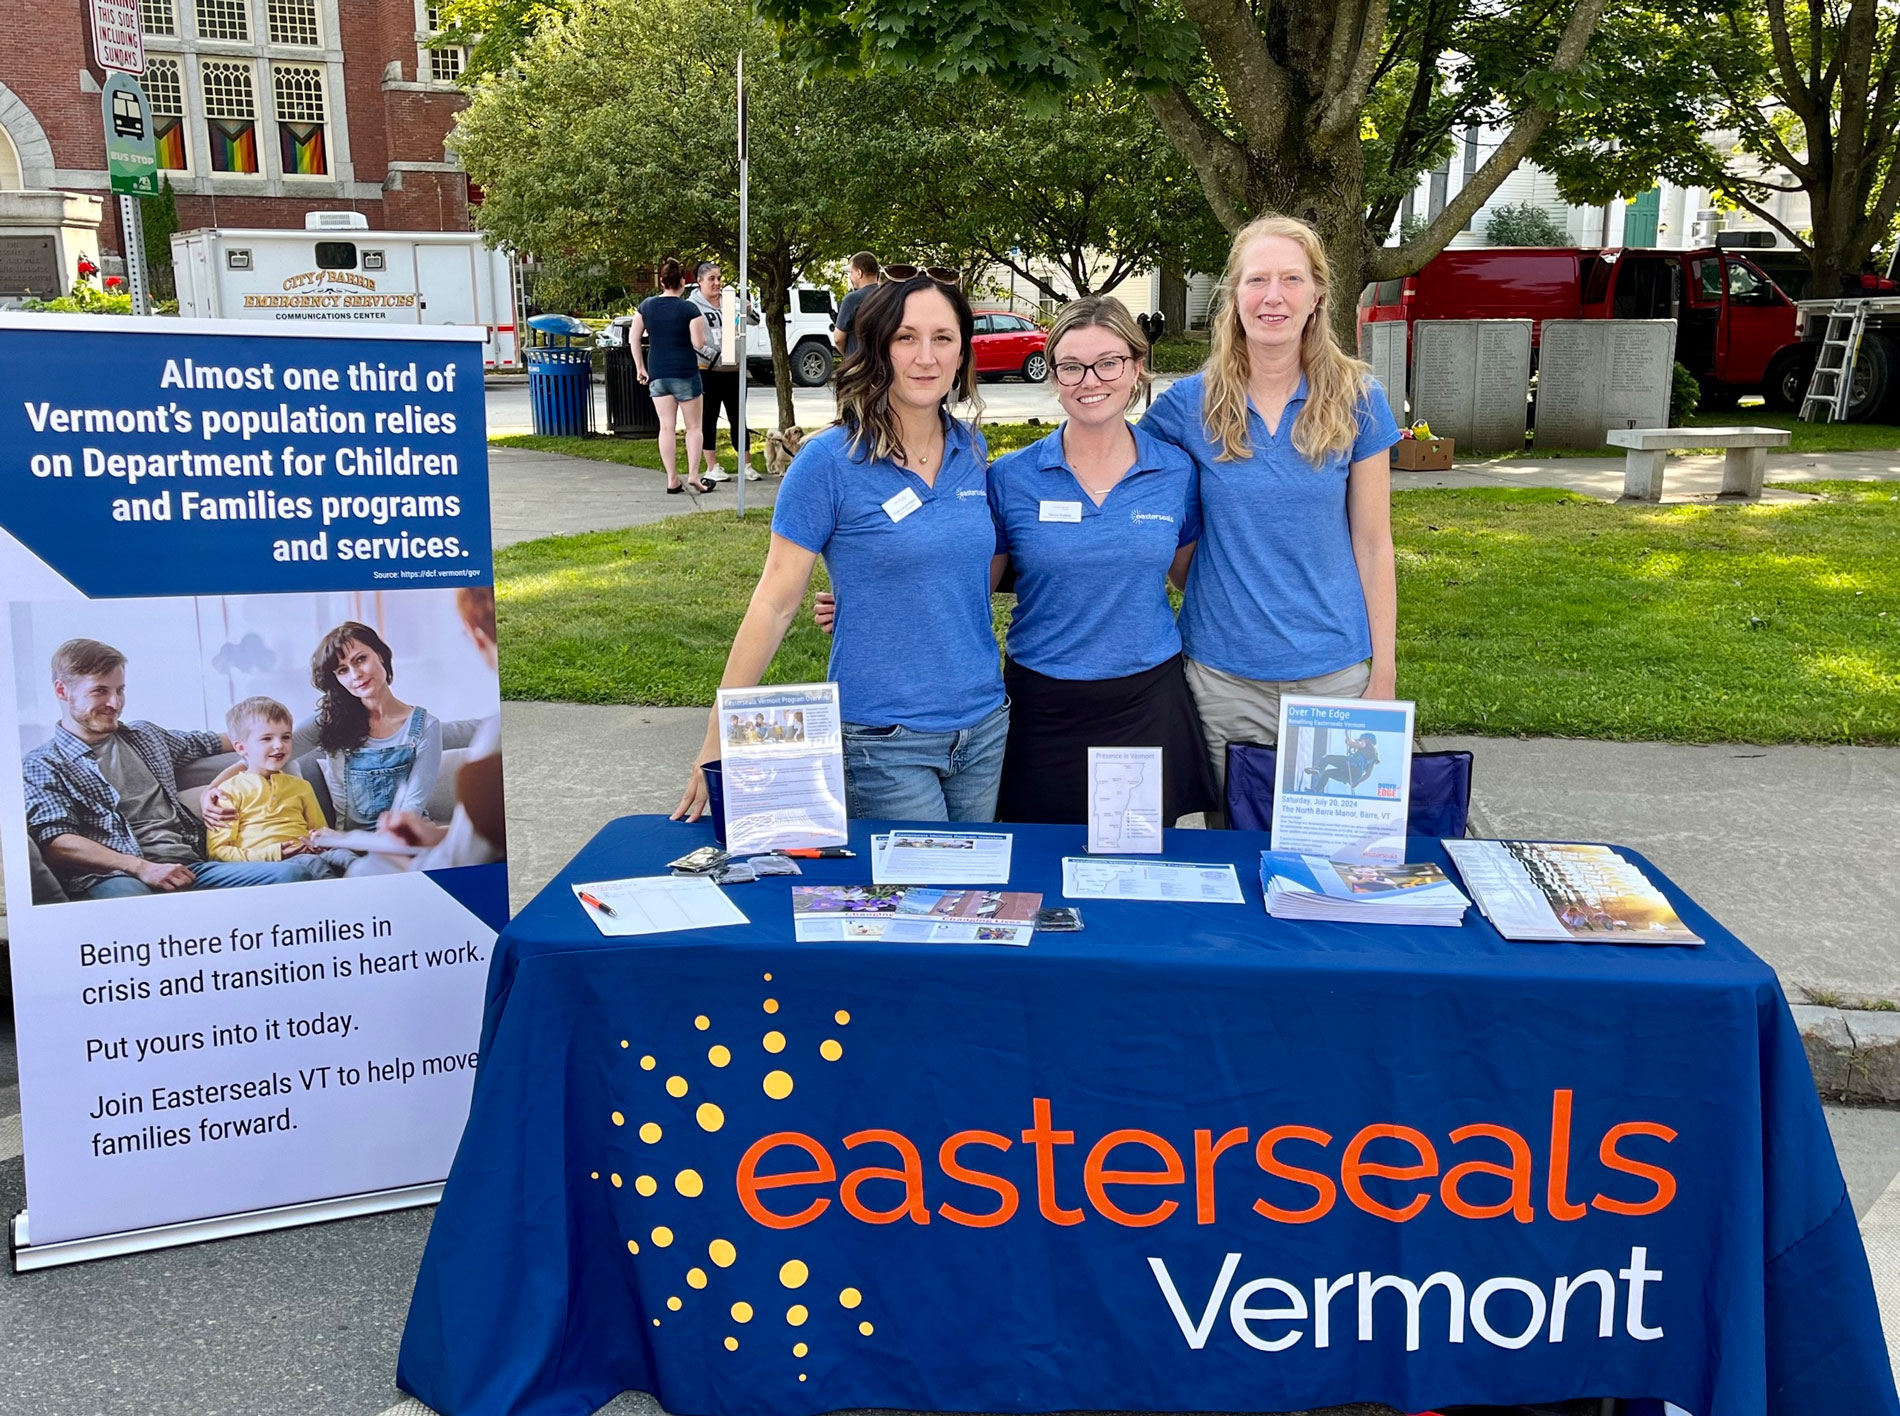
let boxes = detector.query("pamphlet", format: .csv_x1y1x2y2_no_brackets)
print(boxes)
716,683,848,855
1060,857,1246,904
1442,840,1704,945
572,875,751,937
1087,746,1163,854
1271,696,1416,863
1259,851,1470,927
791,885,1040,946
870,830,1014,884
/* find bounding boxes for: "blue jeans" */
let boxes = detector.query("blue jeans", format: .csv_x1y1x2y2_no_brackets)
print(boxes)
841,700,1009,823
79,856,327,898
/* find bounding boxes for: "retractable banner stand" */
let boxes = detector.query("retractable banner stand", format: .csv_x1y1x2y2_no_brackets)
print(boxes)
0,313,508,1269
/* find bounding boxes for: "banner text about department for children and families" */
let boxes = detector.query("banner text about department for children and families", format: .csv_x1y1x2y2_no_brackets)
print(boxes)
0,314,507,1260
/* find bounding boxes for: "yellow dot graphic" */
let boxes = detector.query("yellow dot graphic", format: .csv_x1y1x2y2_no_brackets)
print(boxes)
626,1239,639,1255
763,1070,794,1100
695,1015,711,1031
687,1267,708,1289
640,1055,656,1070
731,1301,754,1323
793,1342,809,1358
779,1259,809,1289
708,1044,731,1068
675,1169,704,1198
697,1102,725,1133
666,1075,688,1098
835,1010,851,1026
839,1288,862,1309
786,1304,809,1326
798,1373,807,1382
763,1031,786,1054
653,1318,661,1327
763,972,773,981
621,1040,629,1049
667,1295,682,1311
590,1172,599,1180
763,998,780,1014
725,1336,740,1352
640,1122,662,1144
635,1175,657,1197
859,1321,874,1336
819,1040,843,1062
610,1174,623,1189
651,1226,674,1247
612,1111,625,1126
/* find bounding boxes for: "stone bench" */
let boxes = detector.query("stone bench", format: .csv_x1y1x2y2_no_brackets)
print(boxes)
1606,426,1793,502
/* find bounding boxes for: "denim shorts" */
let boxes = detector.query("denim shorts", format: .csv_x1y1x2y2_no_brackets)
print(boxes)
648,375,703,401
841,699,1009,823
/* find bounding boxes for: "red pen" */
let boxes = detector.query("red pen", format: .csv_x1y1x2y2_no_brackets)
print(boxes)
777,847,855,859
579,891,619,918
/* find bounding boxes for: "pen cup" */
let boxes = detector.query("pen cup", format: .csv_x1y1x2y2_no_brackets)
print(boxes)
701,760,726,848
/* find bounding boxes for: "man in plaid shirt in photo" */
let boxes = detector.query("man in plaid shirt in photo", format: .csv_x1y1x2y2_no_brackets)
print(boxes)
24,638,328,900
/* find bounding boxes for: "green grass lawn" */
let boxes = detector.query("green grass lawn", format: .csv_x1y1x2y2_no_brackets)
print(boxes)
496,480,1900,743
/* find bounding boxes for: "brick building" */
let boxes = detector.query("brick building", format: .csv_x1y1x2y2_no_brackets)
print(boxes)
0,0,474,263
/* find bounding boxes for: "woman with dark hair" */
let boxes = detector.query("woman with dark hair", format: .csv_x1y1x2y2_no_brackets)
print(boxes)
630,257,714,494
309,621,442,834
673,273,1007,823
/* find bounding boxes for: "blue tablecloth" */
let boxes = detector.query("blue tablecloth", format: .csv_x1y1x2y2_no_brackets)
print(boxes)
398,816,1897,1416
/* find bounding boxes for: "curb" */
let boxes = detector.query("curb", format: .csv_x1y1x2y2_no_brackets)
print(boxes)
1792,1004,1900,1104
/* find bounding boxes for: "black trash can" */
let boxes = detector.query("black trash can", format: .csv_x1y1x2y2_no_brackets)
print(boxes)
525,313,595,437
605,319,660,439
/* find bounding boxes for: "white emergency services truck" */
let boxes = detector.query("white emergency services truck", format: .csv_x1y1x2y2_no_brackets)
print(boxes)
172,212,519,368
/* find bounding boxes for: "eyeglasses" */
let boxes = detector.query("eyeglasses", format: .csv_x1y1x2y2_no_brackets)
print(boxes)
1053,355,1133,386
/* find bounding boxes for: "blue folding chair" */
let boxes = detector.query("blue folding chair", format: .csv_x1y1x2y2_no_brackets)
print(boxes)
1225,742,1474,838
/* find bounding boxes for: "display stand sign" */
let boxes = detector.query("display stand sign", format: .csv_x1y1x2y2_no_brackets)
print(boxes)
715,683,846,854
1270,696,1415,863
0,313,508,1269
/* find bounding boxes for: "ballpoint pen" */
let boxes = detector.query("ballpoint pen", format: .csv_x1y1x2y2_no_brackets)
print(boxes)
776,847,855,859
578,891,619,917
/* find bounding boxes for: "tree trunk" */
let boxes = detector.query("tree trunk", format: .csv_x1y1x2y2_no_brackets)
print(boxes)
756,268,796,430
1159,266,1188,335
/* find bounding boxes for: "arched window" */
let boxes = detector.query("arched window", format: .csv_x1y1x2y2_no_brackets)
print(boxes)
0,124,21,190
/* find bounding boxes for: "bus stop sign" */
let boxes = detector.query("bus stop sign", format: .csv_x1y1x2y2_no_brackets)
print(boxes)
101,74,158,197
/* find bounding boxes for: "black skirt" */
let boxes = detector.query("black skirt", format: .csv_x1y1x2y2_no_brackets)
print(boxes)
996,653,1219,825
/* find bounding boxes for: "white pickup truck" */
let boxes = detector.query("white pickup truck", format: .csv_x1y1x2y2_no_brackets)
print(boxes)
611,282,838,387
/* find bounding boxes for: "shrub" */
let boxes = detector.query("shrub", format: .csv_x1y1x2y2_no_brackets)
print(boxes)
22,282,133,315
1148,335,1209,373
1486,202,1573,247
1670,361,1700,424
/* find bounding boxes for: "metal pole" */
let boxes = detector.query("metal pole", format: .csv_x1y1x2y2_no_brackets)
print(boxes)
118,194,150,316
735,52,749,517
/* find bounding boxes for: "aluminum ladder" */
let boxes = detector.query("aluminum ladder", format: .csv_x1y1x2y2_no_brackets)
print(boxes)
1800,300,1870,421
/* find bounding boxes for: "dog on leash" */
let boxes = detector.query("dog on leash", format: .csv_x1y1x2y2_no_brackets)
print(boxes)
765,426,805,477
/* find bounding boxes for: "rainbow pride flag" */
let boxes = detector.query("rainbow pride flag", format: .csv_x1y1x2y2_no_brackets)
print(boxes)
209,119,257,173
280,122,326,176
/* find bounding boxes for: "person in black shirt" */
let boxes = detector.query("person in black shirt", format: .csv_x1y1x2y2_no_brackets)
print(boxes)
631,257,715,493
832,251,881,359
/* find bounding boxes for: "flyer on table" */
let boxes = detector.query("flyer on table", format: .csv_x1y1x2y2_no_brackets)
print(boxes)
715,683,846,854
1271,695,1415,863
0,314,508,1256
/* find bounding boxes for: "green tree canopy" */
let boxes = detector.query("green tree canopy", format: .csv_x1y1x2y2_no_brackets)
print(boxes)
759,0,1614,335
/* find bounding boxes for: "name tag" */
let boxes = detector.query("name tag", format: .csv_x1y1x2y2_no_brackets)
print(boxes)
882,487,923,523
1039,500,1083,523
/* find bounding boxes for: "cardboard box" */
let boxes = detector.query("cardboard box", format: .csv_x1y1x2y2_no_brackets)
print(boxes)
1392,436,1454,470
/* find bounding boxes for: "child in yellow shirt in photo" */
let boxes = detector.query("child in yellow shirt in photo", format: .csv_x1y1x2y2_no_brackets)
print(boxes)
206,696,337,878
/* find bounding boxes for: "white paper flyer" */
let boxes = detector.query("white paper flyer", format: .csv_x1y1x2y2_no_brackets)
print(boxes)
716,683,847,854
1270,696,1416,863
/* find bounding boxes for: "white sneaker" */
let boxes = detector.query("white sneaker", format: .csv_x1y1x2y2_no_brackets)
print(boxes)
701,468,732,482
743,467,762,481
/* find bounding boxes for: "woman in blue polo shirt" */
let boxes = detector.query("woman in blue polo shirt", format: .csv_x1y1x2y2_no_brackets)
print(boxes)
1141,213,1401,817
673,273,1008,824
987,296,1215,824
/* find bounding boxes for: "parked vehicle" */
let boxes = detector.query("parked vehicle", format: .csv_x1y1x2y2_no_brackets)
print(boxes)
604,281,840,387
972,309,1048,382
1357,242,1837,415
172,213,520,368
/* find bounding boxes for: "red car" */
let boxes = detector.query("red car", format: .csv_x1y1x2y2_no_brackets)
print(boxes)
972,309,1048,382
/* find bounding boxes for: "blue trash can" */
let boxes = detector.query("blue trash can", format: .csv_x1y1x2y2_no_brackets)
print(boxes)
525,313,595,437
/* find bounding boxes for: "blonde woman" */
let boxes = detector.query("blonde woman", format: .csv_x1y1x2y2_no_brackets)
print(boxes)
1140,214,1400,813
673,273,1008,825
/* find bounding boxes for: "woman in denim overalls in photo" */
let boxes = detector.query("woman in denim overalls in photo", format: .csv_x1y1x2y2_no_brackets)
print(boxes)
310,622,442,849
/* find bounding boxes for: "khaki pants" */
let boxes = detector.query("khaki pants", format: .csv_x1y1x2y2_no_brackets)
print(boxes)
1184,657,1373,824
